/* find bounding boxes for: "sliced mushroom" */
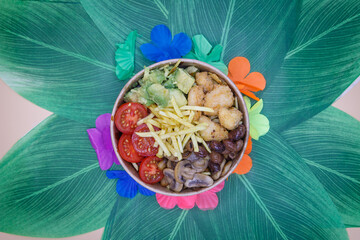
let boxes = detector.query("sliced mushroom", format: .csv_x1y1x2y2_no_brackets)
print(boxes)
167,155,180,162
174,160,196,184
211,160,226,180
163,168,183,192
192,158,209,172
183,151,200,161
167,160,177,169
185,173,214,188
185,140,194,152
157,159,167,170
221,161,233,177
160,177,169,187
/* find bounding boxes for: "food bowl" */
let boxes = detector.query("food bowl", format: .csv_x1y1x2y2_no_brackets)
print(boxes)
111,59,250,196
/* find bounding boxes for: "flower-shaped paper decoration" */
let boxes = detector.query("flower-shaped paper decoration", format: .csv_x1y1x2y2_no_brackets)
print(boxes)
140,25,192,62
156,181,225,210
244,97,270,140
228,57,266,101
107,170,155,198
185,34,228,74
115,31,137,81
87,113,119,170
233,138,253,174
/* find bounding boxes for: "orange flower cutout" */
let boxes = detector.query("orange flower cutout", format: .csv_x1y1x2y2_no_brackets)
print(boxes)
233,138,253,174
228,57,266,101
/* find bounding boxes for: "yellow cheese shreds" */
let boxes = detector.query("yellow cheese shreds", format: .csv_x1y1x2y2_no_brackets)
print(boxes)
171,136,178,153
145,118,161,128
191,134,199,152
135,131,161,137
182,133,192,148
160,125,207,139
181,110,191,116
180,106,215,113
171,96,183,117
164,111,194,128
188,110,195,122
165,141,180,159
156,147,164,158
144,123,170,156
234,97,239,109
177,135,183,153
137,113,154,125
196,136,211,153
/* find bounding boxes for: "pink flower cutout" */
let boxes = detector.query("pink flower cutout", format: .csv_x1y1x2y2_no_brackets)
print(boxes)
156,181,225,210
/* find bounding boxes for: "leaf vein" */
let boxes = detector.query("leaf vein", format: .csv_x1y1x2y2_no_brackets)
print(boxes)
168,210,188,240
285,12,360,59
238,175,288,240
220,0,235,59
153,0,169,19
15,163,98,203
4,29,115,72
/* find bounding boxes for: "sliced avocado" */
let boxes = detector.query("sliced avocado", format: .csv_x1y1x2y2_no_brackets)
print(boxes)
169,88,187,107
139,68,166,87
174,68,195,94
146,84,170,107
124,86,154,106
163,73,177,88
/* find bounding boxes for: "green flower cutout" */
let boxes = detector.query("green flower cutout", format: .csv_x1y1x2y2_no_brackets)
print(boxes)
115,30,137,81
185,35,228,74
244,96,270,140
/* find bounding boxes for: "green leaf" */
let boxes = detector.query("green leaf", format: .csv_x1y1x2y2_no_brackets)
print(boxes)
102,130,348,239
167,0,300,82
80,0,167,71
102,196,205,240
0,115,118,237
184,34,228,74
0,1,123,126
115,30,137,81
261,0,360,131
281,107,360,227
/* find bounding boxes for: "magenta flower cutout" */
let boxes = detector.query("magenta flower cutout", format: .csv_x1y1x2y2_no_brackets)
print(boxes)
156,181,225,210
87,113,119,170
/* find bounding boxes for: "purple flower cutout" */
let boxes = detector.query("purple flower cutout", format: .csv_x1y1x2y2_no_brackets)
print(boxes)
87,113,119,170
140,24,192,62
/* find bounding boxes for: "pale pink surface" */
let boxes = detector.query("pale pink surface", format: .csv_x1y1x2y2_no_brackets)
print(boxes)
156,181,225,210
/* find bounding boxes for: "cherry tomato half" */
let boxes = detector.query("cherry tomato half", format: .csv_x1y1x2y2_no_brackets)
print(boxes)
139,156,164,184
132,123,159,156
114,102,148,134
118,134,144,163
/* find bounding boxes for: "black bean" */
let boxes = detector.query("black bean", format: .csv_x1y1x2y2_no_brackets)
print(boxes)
229,152,237,159
235,139,244,152
229,124,246,141
210,151,223,164
223,139,237,152
195,145,208,158
208,161,221,173
209,141,225,153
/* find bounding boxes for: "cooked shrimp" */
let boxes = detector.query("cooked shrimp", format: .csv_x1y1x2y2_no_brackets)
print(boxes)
188,85,205,121
195,72,214,92
198,116,228,141
219,107,243,130
204,85,234,115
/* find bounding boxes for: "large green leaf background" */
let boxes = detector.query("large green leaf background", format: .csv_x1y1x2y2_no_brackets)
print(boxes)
0,115,120,237
102,132,347,239
0,0,360,238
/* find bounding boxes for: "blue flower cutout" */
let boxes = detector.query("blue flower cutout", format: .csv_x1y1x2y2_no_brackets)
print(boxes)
106,170,155,198
140,25,192,62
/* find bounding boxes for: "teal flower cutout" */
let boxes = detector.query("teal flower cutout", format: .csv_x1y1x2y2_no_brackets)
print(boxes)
185,35,228,74
115,31,137,81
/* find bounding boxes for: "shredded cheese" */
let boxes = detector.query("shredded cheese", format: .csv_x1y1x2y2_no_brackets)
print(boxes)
180,106,215,113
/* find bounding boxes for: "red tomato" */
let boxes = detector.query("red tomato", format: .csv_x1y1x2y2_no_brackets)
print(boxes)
118,134,144,163
139,156,164,184
132,123,159,156
114,103,148,134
